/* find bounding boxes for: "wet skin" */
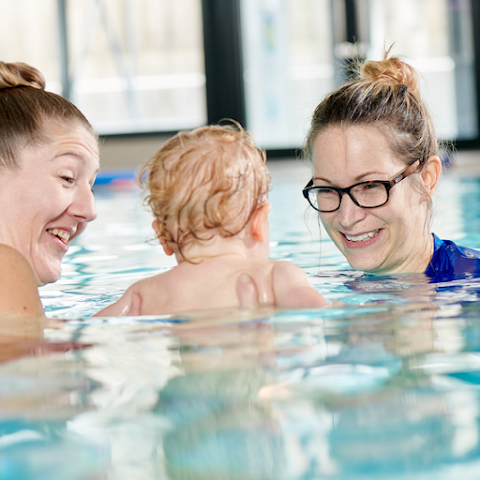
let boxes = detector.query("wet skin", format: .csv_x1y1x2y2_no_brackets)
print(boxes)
0,121,99,285
312,125,440,274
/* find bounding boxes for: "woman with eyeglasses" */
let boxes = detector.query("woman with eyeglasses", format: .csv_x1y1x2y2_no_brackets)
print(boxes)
302,52,480,281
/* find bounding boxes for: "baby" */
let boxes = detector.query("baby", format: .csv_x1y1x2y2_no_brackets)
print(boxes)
96,124,327,316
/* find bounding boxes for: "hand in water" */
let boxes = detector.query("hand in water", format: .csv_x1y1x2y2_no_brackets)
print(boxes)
236,273,343,309
328,301,345,307
236,273,260,309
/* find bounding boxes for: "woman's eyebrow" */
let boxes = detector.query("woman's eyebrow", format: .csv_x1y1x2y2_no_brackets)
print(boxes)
54,150,89,160
52,149,100,168
313,176,332,184
352,171,384,182
314,171,384,184
52,152,100,179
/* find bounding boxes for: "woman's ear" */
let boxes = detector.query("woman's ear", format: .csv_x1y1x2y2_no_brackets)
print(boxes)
420,155,442,197
152,220,174,256
251,203,272,242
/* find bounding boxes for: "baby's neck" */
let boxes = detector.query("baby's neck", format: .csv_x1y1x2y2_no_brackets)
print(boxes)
174,235,265,264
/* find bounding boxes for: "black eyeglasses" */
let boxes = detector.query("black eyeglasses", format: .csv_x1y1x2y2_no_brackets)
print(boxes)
303,159,422,213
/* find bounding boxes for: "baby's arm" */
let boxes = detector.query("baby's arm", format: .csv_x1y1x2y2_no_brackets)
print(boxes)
93,286,141,317
272,261,327,309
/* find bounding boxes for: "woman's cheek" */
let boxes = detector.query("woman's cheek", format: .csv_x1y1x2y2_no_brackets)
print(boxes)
320,215,330,228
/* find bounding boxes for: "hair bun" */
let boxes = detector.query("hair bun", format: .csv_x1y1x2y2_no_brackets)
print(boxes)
361,55,421,98
0,61,45,91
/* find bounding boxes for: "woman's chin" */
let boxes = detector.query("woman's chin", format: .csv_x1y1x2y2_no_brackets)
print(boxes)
345,256,384,274
34,266,62,286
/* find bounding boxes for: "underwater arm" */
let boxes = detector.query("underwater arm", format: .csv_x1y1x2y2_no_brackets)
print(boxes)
273,261,327,309
0,244,44,316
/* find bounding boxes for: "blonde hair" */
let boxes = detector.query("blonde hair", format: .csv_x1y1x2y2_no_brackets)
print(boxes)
0,61,95,169
139,123,270,255
304,53,438,167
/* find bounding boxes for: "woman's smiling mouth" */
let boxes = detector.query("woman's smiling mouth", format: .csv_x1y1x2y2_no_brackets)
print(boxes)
47,228,72,244
344,229,380,242
340,229,383,250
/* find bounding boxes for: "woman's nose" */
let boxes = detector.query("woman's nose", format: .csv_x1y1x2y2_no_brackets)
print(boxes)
69,186,97,222
337,193,365,227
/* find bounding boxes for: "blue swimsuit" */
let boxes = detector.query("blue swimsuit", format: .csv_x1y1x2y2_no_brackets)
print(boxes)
425,234,480,281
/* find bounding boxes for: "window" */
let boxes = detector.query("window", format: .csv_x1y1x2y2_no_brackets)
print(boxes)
368,0,477,140
0,0,207,135
241,0,334,149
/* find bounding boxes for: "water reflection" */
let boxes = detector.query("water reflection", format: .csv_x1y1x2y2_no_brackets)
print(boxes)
1,302,480,478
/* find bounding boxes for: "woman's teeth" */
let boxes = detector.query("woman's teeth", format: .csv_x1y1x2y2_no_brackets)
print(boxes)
48,229,71,242
345,230,379,242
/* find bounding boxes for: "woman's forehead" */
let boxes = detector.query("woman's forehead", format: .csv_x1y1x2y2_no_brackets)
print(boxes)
18,121,99,172
44,121,98,153
41,119,96,142
313,125,403,173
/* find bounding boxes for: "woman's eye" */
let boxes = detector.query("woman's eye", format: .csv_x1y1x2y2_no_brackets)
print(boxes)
61,176,74,184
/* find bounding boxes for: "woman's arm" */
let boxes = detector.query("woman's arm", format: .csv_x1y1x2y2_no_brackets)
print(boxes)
0,244,43,316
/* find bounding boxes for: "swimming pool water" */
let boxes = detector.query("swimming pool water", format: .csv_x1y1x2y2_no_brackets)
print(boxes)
4,159,480,479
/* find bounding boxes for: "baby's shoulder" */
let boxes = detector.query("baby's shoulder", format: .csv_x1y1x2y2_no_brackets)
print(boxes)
135,269,174,291
270,260,312,284
270,259,304,274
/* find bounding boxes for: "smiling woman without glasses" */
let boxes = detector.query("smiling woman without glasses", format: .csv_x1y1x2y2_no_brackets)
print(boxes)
303,52,480,281
0,61,259,317
0,61,99,316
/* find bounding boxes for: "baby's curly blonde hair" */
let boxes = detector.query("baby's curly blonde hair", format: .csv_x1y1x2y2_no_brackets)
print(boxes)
138,123,270,254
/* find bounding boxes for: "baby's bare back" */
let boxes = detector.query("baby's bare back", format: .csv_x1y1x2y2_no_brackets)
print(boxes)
95,254,327,316
137,256,277,315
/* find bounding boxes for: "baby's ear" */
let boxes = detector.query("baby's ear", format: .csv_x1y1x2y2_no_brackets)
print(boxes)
152,219,161,237
251,203,271,242
152,220,174,256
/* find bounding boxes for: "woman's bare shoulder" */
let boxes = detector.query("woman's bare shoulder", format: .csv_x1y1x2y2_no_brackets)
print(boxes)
0,244,44,316
0,244,37,277
0,243,29,262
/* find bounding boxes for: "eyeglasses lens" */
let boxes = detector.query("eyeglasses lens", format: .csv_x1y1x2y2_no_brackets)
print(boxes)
351,182,388,207
309,182,389,212
310,189,338,211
